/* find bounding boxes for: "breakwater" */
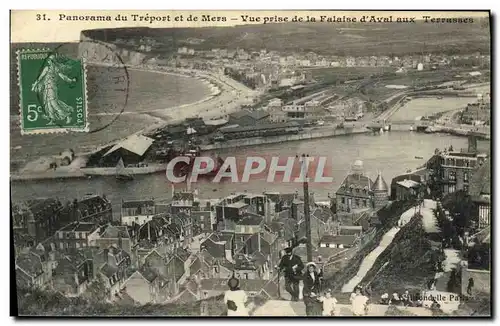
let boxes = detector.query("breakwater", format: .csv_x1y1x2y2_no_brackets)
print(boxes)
200,127,370,151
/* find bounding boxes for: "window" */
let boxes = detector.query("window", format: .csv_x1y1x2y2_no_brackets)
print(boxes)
244,273,249,280
449,171,456,181
449,184,456,193
362,200,367,207
341,197,345,204
58,233,63,239
355,199,360,207
76,243,80,248
464,172,469,182
464,185,469,193
60,242,64,250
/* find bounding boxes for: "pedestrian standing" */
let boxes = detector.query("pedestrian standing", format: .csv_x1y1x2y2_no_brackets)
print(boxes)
467,278,475,296
319,289,338,316
303,262,323,316
351,287,369,316
278,247,304,301
223,276,249,316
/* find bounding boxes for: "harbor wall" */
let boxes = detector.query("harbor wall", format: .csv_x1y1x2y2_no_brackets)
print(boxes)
200,127,370,151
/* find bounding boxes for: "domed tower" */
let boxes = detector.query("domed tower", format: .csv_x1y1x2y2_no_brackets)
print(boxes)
352,160,364,175
373,171,389,208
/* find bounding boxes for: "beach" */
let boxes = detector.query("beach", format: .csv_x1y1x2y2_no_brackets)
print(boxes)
11,65,259,174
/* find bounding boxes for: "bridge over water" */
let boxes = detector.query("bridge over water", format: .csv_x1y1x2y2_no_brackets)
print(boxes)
366,119,431,132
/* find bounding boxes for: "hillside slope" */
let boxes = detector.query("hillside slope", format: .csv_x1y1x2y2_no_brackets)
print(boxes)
81,18,490,56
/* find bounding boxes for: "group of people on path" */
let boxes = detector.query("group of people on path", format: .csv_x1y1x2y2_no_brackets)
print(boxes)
278,247,330,315
277,247,369,316
223,247,374,316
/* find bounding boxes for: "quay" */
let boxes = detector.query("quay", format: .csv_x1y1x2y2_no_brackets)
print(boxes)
200,125,369,151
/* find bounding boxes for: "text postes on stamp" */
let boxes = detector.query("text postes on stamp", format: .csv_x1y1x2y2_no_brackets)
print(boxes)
17,49,88,134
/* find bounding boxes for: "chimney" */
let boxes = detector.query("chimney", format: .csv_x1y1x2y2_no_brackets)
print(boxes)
468,134,478,153
73,198,79,222
104,248,109,265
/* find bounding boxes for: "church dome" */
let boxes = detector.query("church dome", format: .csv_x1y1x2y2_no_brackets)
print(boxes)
351,160,364,175
353,160,364,169
373,171,388,192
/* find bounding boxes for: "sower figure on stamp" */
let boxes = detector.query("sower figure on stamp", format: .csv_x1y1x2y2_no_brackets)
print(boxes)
31,54,77,125
278,247,304,301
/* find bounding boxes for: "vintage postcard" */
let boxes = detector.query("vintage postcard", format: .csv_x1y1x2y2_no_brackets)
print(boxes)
10,10,491,317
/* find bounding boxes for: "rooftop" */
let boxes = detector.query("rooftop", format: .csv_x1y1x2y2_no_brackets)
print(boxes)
337,173,374,196
373,172,389,192
100,225,130,239
103,134,155,157
122,199,155,209
221,121,299,134
226,201,248,209
237,213,264,226
58,222,98,233
396,179,420,189
319,234,357,246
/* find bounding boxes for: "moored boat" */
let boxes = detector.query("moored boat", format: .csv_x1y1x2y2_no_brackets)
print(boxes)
116,158,134,181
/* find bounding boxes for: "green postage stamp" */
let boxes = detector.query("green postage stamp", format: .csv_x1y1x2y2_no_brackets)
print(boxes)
17,49,88,134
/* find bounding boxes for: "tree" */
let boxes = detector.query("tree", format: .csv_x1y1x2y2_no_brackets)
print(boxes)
84,277,108,303
442,190,475,236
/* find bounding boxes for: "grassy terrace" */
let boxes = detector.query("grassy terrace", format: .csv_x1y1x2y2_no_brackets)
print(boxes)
363,214,440,294
323,200,417,294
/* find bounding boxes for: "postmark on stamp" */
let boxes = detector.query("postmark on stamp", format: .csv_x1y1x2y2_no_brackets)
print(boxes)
17,48,89,134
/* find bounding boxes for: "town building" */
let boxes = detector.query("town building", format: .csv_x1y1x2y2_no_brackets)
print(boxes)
15,250,52,289
318,234,357,249
20,198,67,243
191,201,216,235
469,159,491,228
390,173,424,201
69,194,113,225
336,160,378,212
171,191,196,215
54,222,99,251
90,224,135,254
122,267,171,304
433,136,487,195
101,134,155,166
121,199,156,226
95,246,132,300
228,109,270,127
394,179,421,201
52,250,93,297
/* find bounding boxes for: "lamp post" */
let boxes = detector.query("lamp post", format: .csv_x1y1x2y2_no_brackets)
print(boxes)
299,154,313,263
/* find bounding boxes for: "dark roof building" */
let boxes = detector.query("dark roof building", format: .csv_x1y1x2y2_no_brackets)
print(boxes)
228,109,270,127
102,134,155,166
319,234,357,248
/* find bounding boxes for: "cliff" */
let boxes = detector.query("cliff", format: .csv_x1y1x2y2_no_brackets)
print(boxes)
79,34,147,66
